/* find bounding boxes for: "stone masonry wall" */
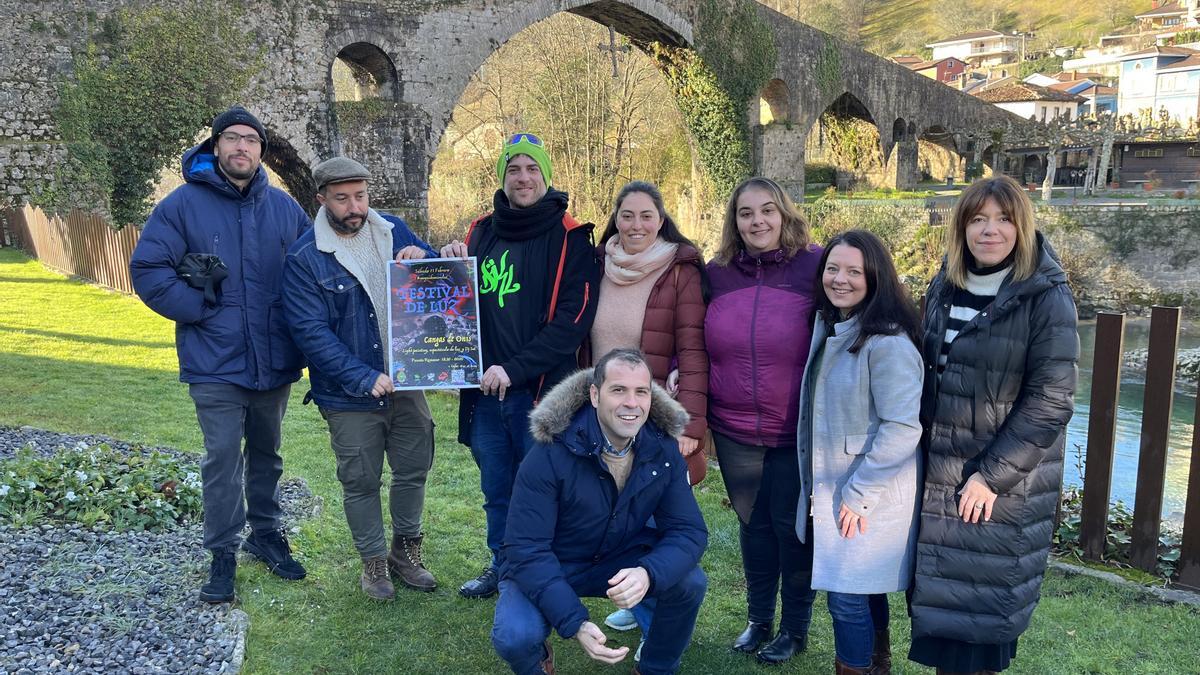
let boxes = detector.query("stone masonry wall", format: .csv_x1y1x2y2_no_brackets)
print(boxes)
0,0,1030,221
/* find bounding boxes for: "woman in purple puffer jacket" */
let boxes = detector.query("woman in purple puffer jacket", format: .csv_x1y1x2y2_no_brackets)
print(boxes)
705,177,823,665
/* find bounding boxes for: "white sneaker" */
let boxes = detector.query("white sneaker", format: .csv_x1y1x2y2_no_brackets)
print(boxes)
604,608,638,631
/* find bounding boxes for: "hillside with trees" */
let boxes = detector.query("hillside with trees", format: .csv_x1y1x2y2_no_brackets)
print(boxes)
757,0,1147,58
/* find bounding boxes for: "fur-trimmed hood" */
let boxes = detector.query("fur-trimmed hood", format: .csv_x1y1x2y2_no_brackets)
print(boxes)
529,369,689,444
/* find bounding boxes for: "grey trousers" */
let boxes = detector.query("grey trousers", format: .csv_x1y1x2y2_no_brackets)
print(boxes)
189,382,291,552
321,391,435,560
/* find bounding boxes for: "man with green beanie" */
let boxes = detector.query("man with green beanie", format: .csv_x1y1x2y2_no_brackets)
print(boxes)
440,132,600,599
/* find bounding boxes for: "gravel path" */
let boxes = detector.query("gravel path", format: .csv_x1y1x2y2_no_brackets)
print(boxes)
0,427,194,462
0,427,320,674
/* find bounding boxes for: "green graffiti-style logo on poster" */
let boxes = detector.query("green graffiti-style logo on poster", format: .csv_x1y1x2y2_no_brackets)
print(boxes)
480,250,521,308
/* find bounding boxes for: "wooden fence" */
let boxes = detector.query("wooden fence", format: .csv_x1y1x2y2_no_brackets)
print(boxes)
1078,307,1200,591
0,205,140,294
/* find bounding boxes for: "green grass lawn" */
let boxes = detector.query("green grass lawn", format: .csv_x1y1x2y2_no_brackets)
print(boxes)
1,246,1197,674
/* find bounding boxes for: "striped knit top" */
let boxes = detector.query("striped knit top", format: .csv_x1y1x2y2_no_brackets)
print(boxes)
938,264,1011,373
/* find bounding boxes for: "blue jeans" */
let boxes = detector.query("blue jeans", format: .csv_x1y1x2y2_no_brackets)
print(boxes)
492,566,707,675
469,390,535,561
826,592,890,668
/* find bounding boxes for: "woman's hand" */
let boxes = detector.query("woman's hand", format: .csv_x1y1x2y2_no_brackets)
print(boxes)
678,435,700,456
665,369,679,396
838,503,868,538
958,472,998,523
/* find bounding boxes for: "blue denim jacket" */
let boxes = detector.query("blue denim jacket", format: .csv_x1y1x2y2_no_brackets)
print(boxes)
282,210,435,410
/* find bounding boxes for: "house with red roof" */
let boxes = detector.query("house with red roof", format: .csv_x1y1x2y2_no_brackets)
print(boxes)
905,57,968,84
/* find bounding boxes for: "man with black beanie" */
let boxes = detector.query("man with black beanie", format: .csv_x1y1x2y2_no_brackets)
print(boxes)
130,104,311,603
440,133,600,599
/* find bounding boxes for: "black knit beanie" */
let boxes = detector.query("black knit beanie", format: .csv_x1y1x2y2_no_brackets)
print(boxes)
210,105,268,155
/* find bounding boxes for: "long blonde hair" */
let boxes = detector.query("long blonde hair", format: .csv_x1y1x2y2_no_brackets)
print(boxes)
945,175,1038,288
713,177,812,265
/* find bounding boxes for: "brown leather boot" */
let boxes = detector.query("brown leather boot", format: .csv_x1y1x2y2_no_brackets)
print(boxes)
836,658,870,674
540,639,555,674
360,557,395,600
869,628,892,674
388,533,437,591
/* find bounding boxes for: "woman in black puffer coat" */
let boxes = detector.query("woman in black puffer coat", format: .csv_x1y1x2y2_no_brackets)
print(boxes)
908,176,1078,674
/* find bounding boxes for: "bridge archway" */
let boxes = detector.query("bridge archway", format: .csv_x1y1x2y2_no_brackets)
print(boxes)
760,79,791,125
917,124,964,184
755,77,807,198
263,127,318,215
429,0,741,246
331,42,400,102
805,92,886,190
316,35,425,215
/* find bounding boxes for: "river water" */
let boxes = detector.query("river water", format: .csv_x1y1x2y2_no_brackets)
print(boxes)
1068,318,1198,523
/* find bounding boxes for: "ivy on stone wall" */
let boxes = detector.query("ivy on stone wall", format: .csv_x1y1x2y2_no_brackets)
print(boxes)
333,99,397,129
694,0,777,109
649,0,777,197
52,4,262,227
651,45,750,198
814,36,842,105
820,113,882,176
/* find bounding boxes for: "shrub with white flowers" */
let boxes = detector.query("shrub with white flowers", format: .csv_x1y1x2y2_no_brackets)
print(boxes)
0,444,203,530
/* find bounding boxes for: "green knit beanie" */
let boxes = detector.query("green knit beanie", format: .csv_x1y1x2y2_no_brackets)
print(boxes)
495,133,553,187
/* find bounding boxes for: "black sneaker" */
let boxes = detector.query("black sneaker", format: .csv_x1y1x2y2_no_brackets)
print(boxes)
458,563,499,599
199,549,236,603
242,529,307,580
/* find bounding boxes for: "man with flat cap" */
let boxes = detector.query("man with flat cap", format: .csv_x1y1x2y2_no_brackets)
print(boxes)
283,156,440,600
131,105,311,603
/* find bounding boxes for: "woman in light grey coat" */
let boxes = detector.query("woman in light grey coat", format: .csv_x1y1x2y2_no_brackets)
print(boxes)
796,230,924,675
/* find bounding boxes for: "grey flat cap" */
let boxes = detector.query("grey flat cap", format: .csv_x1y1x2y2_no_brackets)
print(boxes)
312,157,372,189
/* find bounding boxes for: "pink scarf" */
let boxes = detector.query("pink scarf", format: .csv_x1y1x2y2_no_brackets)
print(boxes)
604,236,678,285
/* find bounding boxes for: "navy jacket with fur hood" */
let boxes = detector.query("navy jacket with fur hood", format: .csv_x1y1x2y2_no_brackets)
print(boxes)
501,370,708,639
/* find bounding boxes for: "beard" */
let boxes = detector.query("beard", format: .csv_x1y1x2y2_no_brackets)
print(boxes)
327,209,366,235
216,151,258,182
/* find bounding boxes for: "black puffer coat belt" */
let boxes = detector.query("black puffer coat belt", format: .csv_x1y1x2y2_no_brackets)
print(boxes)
910,231,1079,645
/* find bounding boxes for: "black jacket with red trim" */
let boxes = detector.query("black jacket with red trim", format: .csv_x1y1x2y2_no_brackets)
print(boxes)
457,189,600,445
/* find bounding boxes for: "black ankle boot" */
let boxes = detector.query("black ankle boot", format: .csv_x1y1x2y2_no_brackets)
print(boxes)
242,529,306,580
198,549,236,603
458,563,499,599
731,621,773,653
755,629,807,664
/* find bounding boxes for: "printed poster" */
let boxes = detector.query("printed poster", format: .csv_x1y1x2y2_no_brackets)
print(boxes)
388,257,482,390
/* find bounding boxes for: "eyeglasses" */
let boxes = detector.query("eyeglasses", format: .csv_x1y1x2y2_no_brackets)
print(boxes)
508,133,542,146
219,131,263,147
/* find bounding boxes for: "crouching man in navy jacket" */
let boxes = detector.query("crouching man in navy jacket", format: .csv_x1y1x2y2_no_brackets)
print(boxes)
491,348,708,675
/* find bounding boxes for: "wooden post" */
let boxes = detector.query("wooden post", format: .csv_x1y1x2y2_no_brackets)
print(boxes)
1080,313,1125,560
1130,306,1181,572
1177,392,1200,590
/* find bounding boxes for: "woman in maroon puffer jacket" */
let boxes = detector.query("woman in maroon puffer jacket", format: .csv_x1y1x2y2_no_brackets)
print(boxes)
583,180,709,477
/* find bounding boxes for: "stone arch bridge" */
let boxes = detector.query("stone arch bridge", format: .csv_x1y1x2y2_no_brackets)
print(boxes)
1,0,1028,224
